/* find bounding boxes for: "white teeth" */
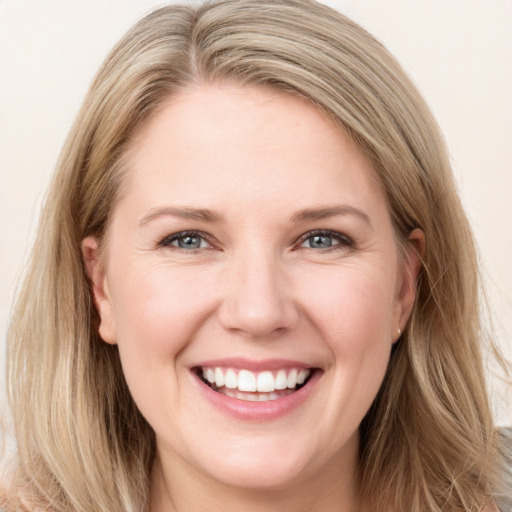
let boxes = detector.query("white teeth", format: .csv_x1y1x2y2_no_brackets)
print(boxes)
222,388,295,401
214,367,225,387
256,371,275,392
287,369,298,388
225,369,238,389
206,368,215,384
201,366,312,395
238,370,257,392
275,369,288,390
297,369,308,385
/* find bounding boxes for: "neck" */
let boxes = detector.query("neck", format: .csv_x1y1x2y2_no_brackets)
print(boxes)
149,440,364,512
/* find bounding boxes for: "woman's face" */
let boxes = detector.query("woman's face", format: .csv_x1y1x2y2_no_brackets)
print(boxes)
84,84,420,491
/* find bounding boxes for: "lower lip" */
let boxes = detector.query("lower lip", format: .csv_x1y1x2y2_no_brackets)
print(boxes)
193,370,321,421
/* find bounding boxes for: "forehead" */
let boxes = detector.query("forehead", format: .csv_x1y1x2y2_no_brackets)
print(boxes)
117,83,387,219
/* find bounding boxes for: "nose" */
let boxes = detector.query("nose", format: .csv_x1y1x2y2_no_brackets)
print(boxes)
217,249,300,339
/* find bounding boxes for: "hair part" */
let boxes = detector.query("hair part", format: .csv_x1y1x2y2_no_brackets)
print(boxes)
4,1,508,510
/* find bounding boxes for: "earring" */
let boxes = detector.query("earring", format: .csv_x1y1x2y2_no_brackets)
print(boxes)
397,328,402,336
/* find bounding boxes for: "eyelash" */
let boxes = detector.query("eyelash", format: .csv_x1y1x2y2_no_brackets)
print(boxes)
158,229,354,252
159,231,215,252
296,229,353,251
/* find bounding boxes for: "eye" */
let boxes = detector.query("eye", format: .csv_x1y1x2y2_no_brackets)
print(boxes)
160,231,212,250
298,230,353,250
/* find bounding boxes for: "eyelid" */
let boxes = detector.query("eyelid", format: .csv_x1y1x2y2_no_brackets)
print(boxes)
157,229,353,252
159,230,216,250
295,229,354,249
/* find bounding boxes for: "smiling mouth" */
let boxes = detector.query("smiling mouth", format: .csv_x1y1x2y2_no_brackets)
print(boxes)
193,366,316,402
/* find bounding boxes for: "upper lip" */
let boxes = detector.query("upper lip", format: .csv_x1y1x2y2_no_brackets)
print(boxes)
191,357,314,372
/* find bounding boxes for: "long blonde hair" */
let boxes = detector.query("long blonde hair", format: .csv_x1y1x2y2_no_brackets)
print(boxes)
4,1,508,510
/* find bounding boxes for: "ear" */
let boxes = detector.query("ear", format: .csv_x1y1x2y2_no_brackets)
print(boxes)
81,236,117,344
394,228,425,342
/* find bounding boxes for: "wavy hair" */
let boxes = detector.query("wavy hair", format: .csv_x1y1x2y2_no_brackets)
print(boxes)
3,1,508,510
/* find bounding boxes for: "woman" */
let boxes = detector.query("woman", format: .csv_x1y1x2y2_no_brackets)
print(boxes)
2,1,509,510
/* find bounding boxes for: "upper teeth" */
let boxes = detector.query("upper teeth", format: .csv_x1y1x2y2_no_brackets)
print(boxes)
201,367,311,393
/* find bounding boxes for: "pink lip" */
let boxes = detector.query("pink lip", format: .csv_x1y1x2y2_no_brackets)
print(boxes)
191,357,313,371
191,365,321,421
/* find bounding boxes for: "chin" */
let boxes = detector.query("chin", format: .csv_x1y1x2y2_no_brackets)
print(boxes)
202,454,311,491
186,430,334,492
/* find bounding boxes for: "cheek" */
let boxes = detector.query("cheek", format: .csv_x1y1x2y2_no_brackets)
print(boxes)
298,264,395,412
108,263,218,368
105,264,222,424
298,263,396,350
284,264,395,445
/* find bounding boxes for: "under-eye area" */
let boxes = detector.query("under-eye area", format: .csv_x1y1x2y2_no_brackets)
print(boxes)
193,366,318,402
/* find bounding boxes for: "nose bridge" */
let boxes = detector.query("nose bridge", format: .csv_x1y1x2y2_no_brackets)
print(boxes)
218,243,298,338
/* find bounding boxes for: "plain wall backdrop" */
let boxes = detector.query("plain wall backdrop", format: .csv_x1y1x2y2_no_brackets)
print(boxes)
1,0,511,424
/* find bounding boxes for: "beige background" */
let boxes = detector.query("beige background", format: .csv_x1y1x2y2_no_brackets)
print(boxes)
1,0,511,424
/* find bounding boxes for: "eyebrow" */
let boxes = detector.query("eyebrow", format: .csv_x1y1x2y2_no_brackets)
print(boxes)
139,207,223,226
139,204,371,227
290,205,372,226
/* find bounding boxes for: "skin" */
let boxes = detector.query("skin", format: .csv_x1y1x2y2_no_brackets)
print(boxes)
82,83,423,512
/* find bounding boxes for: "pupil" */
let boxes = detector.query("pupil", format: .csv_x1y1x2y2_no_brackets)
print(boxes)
179,235,200,249
311,234,331,248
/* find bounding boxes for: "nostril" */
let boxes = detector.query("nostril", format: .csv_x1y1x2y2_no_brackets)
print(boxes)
217,293,299,339
216,262,299,337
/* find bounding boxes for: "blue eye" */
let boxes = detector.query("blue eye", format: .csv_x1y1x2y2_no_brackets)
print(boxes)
161,231,210,250
300,230,352,250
